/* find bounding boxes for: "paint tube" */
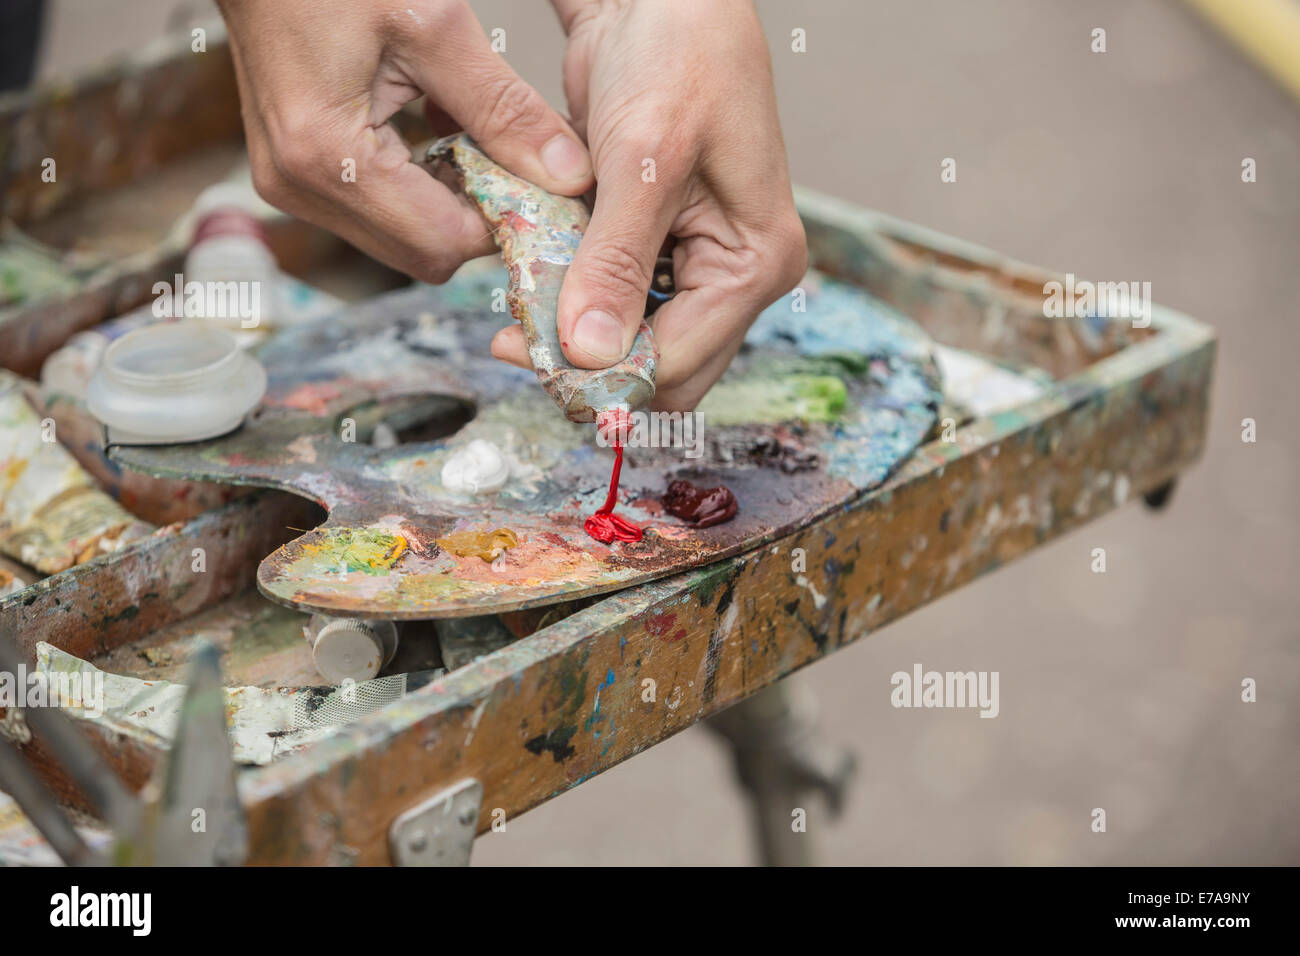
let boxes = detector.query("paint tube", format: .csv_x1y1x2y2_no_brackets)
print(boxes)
182,182,279,340
0,371,152,574
32,642,412,765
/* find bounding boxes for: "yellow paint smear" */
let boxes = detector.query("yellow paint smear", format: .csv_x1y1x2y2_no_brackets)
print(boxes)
436,527,519,562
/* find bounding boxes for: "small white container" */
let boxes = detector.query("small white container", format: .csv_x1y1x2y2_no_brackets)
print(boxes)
86,320,266,444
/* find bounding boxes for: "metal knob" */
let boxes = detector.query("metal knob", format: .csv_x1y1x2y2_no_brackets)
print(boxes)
304,615,399,684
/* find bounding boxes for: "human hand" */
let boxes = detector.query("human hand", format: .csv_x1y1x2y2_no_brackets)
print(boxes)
215,0,595,283
490,0,808,411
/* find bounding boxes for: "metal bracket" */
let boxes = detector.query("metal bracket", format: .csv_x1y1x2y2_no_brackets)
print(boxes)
388,778,482,867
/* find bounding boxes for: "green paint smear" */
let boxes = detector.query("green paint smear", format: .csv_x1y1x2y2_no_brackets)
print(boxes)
302,527,407,575
0,242,81,309
697,374,848,425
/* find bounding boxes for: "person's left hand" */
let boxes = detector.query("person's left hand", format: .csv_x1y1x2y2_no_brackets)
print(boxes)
490,0,807,411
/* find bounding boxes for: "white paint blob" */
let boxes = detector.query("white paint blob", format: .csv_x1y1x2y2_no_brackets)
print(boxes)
441,439,509,494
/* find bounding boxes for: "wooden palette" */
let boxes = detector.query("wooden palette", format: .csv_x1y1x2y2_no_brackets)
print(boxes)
109,262,941,618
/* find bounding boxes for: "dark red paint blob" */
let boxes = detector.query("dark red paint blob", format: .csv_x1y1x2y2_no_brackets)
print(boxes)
584,441,644,545
662,479,739,528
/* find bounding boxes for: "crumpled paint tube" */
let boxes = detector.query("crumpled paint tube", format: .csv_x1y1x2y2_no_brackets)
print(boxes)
33,643,414,766
0,371,152,574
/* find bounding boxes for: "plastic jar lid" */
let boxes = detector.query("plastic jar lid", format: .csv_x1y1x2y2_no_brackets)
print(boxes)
87,320,267,444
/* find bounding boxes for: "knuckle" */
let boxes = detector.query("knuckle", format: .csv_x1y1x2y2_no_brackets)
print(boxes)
272,141,321,188
477,75,546,142
268,112,331,187
764,213,809,291
428,0,476,36
620,127,666,164
613,118,687,181
421,254,460,285
580,240,653,304
387,0,470,44
249,152,292,209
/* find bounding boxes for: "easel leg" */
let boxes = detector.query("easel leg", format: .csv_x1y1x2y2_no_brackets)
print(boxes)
705,680,856,866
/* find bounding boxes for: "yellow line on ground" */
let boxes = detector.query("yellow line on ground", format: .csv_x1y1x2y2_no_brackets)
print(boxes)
1184,0,1300,103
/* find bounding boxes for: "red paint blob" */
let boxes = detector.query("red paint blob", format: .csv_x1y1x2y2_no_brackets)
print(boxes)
662,479,739,528
584,440,644,545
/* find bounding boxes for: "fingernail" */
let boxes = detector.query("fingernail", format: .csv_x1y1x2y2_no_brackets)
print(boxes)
572,310,626,364
540,134,591,183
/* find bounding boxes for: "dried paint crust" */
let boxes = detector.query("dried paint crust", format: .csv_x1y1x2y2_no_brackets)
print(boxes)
107,261,941,619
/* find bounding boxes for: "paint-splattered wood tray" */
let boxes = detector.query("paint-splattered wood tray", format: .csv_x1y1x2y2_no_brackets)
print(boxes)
0,27,1213,863
106,260,942,619
1,189,1214,862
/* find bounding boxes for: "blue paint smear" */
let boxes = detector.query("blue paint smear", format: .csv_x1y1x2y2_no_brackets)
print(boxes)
744,272,942,490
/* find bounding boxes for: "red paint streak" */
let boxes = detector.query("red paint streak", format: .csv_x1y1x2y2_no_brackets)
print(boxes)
502,210,536,233
584,442,643,544
277,381,344,415
645,612,675,636
645,612,686,643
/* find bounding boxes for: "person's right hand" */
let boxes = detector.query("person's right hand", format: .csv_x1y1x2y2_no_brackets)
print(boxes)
215,0,594,283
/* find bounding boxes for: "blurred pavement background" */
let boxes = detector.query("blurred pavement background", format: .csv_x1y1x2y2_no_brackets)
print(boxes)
33,0,1300,864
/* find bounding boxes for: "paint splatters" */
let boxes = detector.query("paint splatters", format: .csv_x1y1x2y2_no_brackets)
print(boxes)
440,439,509,494
589,667,616,725
645,611,686,643
702,584,738,705
750,434,821,472
713,427,822,473
436,527,519,562
795,574,826,609
524,726,576,763
300,527,408,574
662,480,738,528
275,381,344,415
695,374,848,425
285,435,319,464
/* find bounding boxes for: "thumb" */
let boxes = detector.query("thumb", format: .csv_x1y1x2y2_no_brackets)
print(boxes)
559,154,677,368
406,5,592,195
